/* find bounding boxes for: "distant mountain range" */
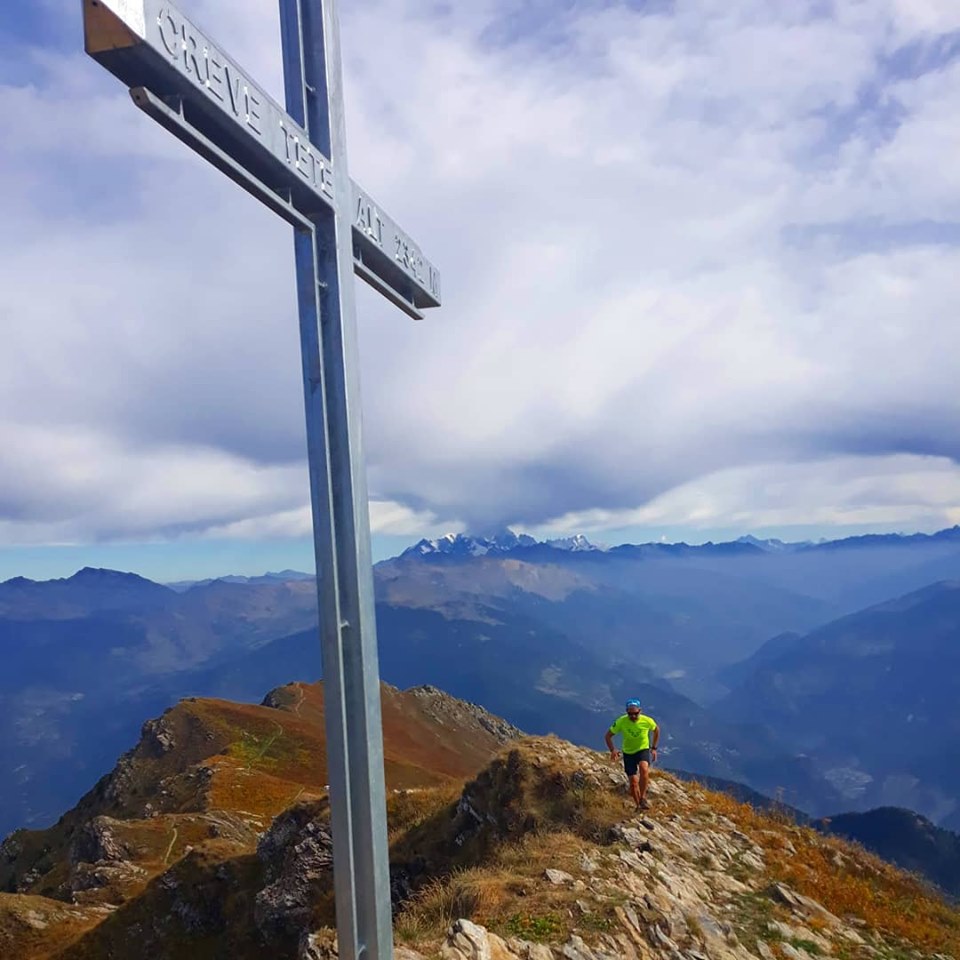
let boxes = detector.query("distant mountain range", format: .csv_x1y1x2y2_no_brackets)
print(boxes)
0,567,173,617
0,572,321,836
4,525,960,838
817,807,960,898
404,531,602,557
719,579,960,826
378,524,960,703
165,569,315,592
405,525,960,560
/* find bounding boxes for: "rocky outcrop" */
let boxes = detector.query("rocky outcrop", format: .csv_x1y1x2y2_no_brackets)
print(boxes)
261,688,292,710
63,859,147,901
407,685,522,743
60,815,145,903
0,834,21,860
385,739,957,960
70,816,131,865
141,714,178,756
254,802,334,942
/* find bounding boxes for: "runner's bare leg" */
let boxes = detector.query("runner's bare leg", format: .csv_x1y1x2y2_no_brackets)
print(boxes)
629,773,642,807
638,761,650,802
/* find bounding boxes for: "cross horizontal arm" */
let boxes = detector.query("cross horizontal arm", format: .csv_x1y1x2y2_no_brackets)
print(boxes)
130,85,427,319
130,86,315,233
84,0,440,312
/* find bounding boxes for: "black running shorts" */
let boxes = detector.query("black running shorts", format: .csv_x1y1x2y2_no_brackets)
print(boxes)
623,749,651,777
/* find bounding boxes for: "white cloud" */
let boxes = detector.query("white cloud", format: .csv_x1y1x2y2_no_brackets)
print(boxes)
200,507,313,541
0,423,305,543
532,454,960,537
889,0,960,35
368,500,451,537
2,0,960,548
197,499,449,541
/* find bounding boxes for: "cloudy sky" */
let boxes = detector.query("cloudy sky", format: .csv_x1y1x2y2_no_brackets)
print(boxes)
2,0,960,580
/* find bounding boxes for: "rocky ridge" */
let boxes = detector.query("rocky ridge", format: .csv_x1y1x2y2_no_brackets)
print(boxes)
2,701,958,959
247,739,960,960
0,680,524,958
405,684,523,743
369,739,960,960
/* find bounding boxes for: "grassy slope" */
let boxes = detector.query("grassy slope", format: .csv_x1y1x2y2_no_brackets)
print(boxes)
0,681,515,958
3,692,959,960
48,739,960,960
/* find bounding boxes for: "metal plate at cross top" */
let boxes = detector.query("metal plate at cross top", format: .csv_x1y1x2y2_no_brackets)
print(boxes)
85,0,440,318
82,1,442,958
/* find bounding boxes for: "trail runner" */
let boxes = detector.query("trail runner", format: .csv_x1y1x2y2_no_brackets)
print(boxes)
605,698,659,810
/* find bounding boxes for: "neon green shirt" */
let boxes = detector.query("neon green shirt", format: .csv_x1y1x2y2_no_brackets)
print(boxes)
609,713,657,753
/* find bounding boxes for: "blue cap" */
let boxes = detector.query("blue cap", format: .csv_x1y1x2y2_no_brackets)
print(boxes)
625,698,641,711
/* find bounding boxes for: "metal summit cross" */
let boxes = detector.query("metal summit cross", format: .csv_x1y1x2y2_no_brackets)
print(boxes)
82,1,441,957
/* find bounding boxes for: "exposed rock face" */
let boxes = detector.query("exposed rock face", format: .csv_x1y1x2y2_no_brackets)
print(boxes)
299,927,339,960
414,881,866,960
141,714,178,755
65,859,147,899
261,688,289,709
0,834,22,889
70,816,131,865
407,685,522,743
376,738,959,960
99,753,138,809
255,802,334,942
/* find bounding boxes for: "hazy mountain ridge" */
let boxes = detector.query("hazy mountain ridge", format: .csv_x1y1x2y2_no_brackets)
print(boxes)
720,579,960,824
376,545,836,699
165,569,315,592
0,568,175,618
401,525,960,563
0,574,322,837
816,807,960,898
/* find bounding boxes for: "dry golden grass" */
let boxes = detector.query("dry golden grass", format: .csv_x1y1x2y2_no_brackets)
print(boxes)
189,701,326,786
389,740,626,875
268,682,520,787
391,742,633,951
394,832,592,950
396,867,516,943
387,785,462,843
0,894,104,960
702,788,960,957
204,756,320,819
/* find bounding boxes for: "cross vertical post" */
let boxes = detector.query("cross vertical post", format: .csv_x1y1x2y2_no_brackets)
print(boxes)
279,1,393,959
82,0,442,953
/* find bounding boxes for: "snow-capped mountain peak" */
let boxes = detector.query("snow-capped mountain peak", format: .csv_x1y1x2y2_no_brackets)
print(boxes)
735,535,809,553
545,534,603,552
401,531,600,559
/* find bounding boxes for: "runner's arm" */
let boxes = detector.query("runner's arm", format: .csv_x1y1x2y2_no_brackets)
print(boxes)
651,725,660,750
605,729,619,758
